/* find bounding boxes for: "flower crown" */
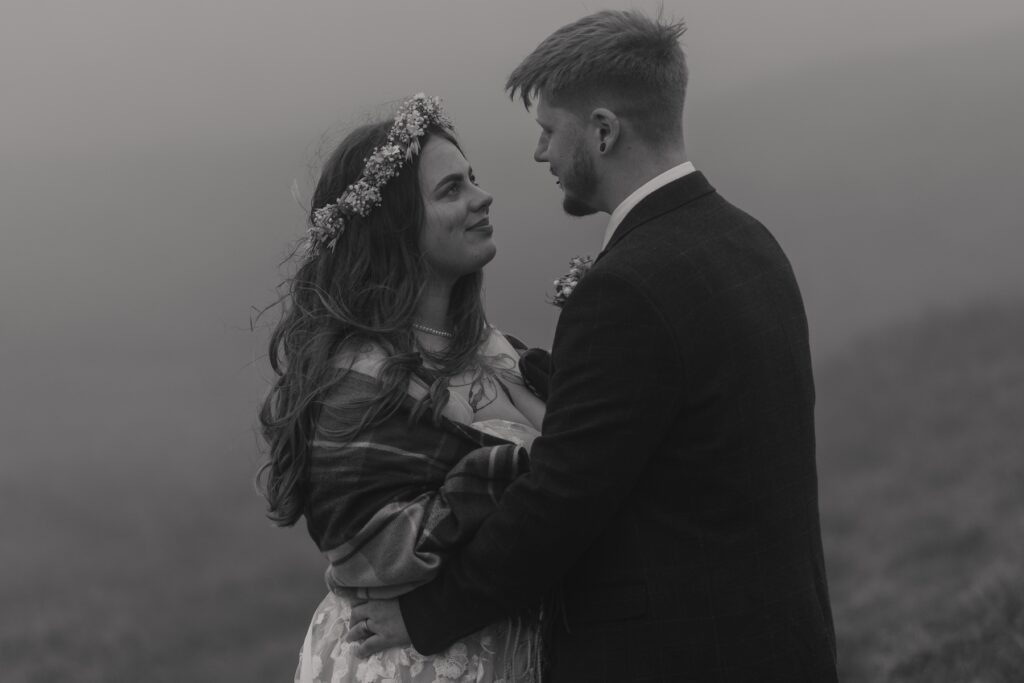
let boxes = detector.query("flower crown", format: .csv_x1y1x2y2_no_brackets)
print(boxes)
306,93,454,257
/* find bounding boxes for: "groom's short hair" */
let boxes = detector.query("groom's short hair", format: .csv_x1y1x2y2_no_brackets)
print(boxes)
506,9,688,144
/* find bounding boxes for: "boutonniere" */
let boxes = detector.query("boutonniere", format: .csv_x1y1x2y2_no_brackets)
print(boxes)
550,255,594,308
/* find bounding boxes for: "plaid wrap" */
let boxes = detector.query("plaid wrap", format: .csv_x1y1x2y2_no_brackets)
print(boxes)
304,370,531,599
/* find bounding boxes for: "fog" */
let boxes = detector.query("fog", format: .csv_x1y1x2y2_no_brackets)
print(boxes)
3,1,1023,679
3,1,1022,369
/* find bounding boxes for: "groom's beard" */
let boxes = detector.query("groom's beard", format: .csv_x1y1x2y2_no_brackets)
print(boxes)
560,143,599,217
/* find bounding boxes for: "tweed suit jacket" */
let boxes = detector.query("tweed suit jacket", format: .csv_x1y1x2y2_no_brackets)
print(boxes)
400,172,838,682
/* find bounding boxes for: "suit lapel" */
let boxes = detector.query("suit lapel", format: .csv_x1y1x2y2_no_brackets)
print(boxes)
597,171,716,262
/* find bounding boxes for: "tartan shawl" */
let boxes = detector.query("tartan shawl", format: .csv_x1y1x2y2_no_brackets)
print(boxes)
304,369,531,599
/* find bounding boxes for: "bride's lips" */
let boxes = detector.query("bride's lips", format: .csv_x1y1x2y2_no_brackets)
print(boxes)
467,218,493,234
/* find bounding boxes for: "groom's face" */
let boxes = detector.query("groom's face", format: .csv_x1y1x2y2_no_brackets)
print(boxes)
534,98,599,217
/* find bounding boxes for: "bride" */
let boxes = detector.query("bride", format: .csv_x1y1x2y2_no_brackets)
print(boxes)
258,94,545,682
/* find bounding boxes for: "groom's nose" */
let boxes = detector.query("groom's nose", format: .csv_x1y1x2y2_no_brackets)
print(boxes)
534,137,548,163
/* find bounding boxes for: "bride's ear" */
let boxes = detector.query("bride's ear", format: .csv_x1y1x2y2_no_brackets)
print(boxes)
590,108,620,154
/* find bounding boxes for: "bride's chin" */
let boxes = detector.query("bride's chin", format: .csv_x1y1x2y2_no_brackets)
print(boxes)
476,244,498,269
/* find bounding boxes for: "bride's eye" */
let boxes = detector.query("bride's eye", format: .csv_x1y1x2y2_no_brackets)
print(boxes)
469,173,478,186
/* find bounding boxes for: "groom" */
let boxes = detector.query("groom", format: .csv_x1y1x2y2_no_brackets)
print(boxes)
351,10,838,681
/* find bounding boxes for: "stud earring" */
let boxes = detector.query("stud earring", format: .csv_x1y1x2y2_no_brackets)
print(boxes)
599,142,607,152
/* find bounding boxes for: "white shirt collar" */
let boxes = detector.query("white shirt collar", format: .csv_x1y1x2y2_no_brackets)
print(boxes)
602,161,696,249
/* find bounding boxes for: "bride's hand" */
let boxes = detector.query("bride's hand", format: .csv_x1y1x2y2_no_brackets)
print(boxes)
347,598,412,657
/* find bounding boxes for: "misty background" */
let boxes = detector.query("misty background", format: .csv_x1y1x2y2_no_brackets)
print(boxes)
2,1,1022,681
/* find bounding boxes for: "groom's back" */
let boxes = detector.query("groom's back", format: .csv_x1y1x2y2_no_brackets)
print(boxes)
548,174,837,682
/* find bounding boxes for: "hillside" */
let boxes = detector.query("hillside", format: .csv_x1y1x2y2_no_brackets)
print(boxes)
3,300,1020,681
686,27,1024,356
816,300,1024,681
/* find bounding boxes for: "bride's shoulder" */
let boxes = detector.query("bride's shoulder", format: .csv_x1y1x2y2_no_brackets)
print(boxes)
331,339,435,404
481,325,527,357
333,340,389,378
475,326,531,381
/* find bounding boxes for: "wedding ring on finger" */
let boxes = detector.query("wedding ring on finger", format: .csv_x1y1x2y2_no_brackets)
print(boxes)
353,619,373,640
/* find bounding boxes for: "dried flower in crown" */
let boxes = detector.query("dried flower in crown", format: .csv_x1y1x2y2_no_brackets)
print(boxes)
550,255,594,307
306,93,453,258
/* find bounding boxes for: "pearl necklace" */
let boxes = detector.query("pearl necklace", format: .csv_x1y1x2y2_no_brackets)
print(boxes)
412,322,454,338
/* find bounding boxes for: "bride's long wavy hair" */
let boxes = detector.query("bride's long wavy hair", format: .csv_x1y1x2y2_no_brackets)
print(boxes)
257,119,488,526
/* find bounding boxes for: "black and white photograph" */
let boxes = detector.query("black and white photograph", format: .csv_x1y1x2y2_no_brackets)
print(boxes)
2,1,1022,681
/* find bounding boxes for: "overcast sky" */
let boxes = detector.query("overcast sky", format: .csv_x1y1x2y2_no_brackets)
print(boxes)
3,1,1022,154
2,0,1022,374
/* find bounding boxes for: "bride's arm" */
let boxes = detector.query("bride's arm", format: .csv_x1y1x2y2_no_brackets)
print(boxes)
305,371,530,599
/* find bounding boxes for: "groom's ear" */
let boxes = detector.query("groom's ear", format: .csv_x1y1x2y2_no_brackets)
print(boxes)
590,108,620,154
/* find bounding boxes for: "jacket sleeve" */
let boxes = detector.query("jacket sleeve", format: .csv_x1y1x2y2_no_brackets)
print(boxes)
399,268,684,653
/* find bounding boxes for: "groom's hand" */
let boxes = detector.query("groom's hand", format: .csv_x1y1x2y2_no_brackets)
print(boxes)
346,598,412,657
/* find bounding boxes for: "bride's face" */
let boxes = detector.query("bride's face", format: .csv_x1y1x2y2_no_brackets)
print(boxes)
417,136,496,282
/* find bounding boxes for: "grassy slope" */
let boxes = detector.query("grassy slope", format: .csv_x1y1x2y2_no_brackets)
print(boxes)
816,300,1024,681
2,300,1022,681
0,358,327,682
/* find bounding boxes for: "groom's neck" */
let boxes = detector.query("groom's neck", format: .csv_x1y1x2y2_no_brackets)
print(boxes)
599,144,688,212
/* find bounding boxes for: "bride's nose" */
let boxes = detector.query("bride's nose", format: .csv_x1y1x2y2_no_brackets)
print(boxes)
472,185,494,211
